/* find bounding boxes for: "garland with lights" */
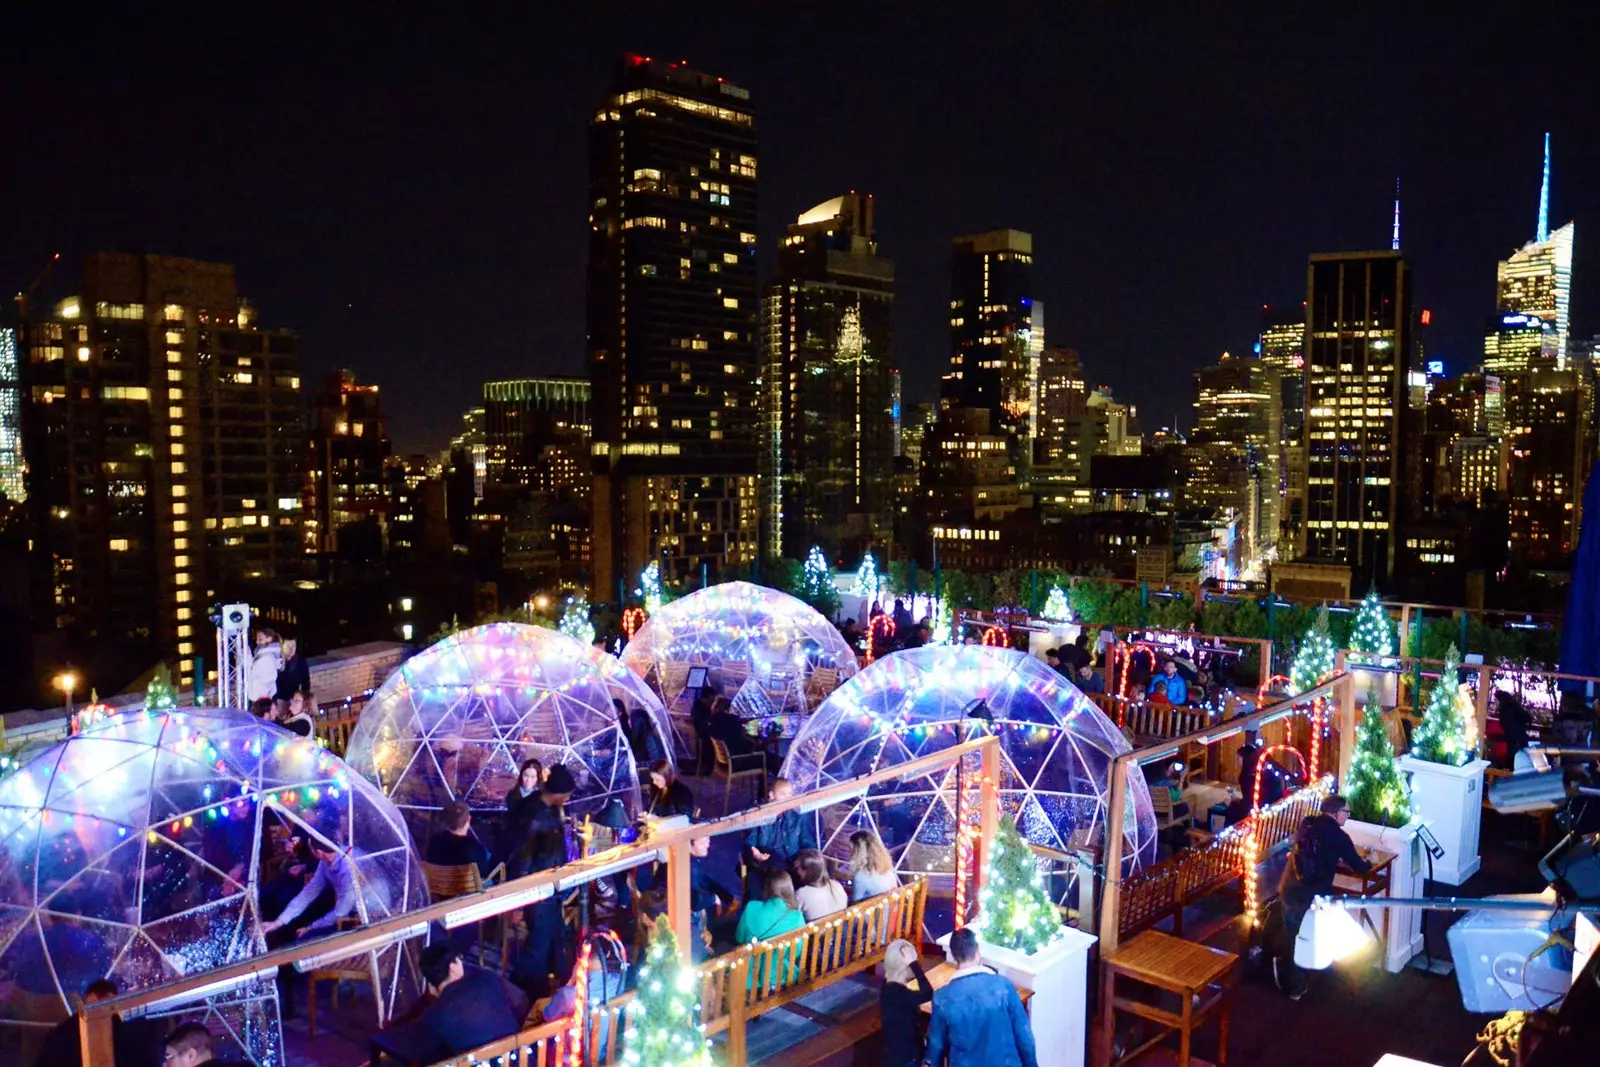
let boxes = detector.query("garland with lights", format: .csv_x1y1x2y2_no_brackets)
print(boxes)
1345,697,1412,827
970,815,1064,955
635,562,664,616
1289,607,1337,696
952,757,985,929
1348,588,1395,660
865,615,896,664
930,598,952,646
621,920,714,1067
981,625,1008,648
853,552,880,601
1410,644,1477,767
559,594,597,645
1040,584,1072,623
622,607,647,643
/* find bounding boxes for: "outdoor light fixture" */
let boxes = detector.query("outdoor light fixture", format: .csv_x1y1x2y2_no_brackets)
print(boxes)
54,670,77,713
292,921,429,972
1297,898,1376,969
120,965,280,1018
443,887,553,928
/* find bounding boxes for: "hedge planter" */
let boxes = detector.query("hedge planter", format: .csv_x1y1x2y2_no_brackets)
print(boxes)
1398,755,1490,885
1344,816,1425,973
938,927,1098,1067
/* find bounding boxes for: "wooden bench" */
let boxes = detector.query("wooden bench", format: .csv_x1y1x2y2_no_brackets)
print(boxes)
426,877,928,1067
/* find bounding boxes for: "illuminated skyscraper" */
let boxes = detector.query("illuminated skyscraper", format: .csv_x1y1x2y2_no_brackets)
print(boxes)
1503,365,1590,562
1034,346,1087,464
1258,305,1306,546
944,229,1040,472
306,371,393,556
483,377,590,496
588,54,759,597
1300,250,1411,586
0,328,22,503
1486,134,1574,370
762,193,895,561
1187,352,1281,567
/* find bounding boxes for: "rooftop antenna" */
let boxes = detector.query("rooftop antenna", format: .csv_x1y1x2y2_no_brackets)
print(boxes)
1536,132,1551,243
1391,179,1401,251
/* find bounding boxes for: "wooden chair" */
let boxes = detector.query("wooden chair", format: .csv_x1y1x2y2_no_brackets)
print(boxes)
307,917,376,1039
1151,784,1192,834
425,860,506,963
710,738,767,814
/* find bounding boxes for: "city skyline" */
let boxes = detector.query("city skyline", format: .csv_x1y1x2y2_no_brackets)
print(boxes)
3,8,1598,453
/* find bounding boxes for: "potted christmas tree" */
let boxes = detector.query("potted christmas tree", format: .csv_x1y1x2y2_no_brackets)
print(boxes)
937,816,1098,1067
621,921,714,1067
1289,608,1338,697
1347,589,1399,706
1340,695,1426,971
1398,644,1490,885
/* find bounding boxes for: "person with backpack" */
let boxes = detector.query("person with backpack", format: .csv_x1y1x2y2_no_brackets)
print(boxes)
1272,794,1372,1000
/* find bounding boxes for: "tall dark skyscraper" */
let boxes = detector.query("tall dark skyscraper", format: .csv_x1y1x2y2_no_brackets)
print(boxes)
761,193,895,562
943,230,1040,469
306,370,392,556
22,254,303,686
1299,250,1412,587
587,54,760,598
483,377,590,496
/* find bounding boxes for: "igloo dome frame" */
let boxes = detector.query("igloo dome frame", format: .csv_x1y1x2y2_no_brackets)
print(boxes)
620,581,859,754
0,706,425,1066
781,645,1157,907
344,622,676,841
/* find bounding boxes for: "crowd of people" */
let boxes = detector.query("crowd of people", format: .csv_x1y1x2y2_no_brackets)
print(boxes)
244,627,315,736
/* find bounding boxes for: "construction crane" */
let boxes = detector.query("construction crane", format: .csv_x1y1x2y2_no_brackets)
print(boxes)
14,251,61,322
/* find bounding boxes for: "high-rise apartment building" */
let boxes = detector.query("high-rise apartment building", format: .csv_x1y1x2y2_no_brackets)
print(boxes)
1487,134,1574,369
1187,352,1282,568
1034,346,1087,464
1299,250,1411,586
306,371,392,556
944,230,1040,468
588,54,759,597
1503,365,1590,563
483,377,590,495
22,254,303,685
1258,305,1306,548
761,193,895,561
0,328,22,503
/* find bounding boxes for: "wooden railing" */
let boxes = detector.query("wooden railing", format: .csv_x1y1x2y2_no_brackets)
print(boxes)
313,693,371,756
1116,777,1333,940
428,878,928,1067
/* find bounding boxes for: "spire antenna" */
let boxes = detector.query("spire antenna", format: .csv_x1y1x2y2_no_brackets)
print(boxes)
1392,178,1401,251
1537,132,1551,243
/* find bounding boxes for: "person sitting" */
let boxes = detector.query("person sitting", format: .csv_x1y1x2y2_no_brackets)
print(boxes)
163,1021,219,1067
407,944,529,1060
1150,659,1188,704
1061,633,1092,674
32,978,122,1067
643,759,694,820
707,697,757,758
879,939,932,1067
792,848,847,921
736,867,807,992
1074,662,1105,695
624,701,665,765
847,829,899,901
280,690,315,738
742,778,814,895
1044,648,1066,676
426,802,493,878
925,927,1038,1067
261,838,362,939
1148,679,1172,707
1496,691,1533,769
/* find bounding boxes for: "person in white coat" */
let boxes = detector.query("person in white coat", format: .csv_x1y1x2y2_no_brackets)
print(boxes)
247,628,283,705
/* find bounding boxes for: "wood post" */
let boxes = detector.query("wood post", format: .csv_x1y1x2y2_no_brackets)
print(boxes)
1098,754,1131,954
1474,664,1493,749
80,1010,116,1067
1337,672,1357,786
728,954,750,1066
666,839,693,965
1258,639,1272,691
978,739,1000,909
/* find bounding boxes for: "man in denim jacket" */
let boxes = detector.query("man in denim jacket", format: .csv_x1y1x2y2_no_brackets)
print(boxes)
923,927,1038,1067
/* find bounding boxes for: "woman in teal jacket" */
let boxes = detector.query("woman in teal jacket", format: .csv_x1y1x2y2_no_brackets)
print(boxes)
735,869,806,991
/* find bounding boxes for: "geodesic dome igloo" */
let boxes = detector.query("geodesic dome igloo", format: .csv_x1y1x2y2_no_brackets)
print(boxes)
0,706,425,1066
621,582,859,753
345,623,674,842
782,646,1157,903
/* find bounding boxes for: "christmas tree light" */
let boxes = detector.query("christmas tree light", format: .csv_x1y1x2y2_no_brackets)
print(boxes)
804,545,831,599
621,920,714,1067
1348,588,1395,659
1040,584,1072,623
971,815,1064,955
559,594,596,645
1344,697,1412,827
853,552,881,602
1289,607,1337,696
145,663,177,712
930,597,952,645
1410,644,1476,766
635,562,663,616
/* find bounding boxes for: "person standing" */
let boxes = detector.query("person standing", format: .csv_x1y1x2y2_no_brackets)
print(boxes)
276,637,309,702
1059,634,1091,675
923,927,1037,1067
1273,795,1372,1000
247,628,282,705
509,829,574,998
881,939,932,1067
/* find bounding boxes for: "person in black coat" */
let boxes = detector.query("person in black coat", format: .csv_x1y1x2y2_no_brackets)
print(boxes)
690,689,717,773
1273,795,1372,999
275,638,310,702
1496,691,1533,769
643,760,695,820
405,944,529,1061
742,778,815,896
426,802,494,878
509,828,574,997
879,939,932,1067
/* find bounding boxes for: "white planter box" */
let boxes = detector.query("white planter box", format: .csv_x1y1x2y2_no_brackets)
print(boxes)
1349,663,1399,707
1398,755,1490,886
1345,816,1424,973
937,926,1098,1067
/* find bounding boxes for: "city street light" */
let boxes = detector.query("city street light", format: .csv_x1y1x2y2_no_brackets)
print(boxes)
54,670,78,714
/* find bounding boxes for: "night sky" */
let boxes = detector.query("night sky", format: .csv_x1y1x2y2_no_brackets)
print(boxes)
5,6,1599,452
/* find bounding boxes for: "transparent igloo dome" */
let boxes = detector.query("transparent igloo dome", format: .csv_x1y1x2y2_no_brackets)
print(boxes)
782,646,1157,900
621,582,859,753
0,706,425,1065
345,623,674,842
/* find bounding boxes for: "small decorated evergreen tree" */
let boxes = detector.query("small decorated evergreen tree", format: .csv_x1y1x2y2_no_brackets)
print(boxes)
1349,589,1395,659
930,597,953,645
1040,584,1072,623
1345,698,1412,827
1411,644,1476,766
972,815,1064,955
145,663,178,712
635,562,663,616
853,552,880,601
622,920,714,1067
559,595,596,645
1289,607,1338,696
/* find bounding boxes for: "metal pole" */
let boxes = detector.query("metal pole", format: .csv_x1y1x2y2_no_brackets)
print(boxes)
1458,611,1469,657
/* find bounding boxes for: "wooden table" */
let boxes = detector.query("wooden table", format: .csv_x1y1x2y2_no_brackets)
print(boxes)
1100,929,1237,1067
918,960,1035,1014
1332,848,1396,959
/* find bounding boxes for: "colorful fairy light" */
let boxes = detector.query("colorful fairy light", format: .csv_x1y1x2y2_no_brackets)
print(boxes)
981,625,1008,648
622,607,647,643
866,614,896,665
